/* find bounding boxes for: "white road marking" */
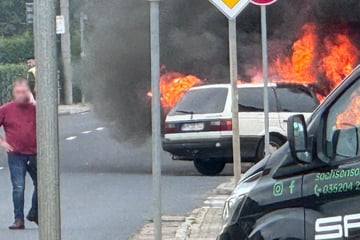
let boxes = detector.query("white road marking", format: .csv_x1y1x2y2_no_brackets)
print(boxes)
0,167,4,170
203,195,228,208
66,136,77,141
204,200,226,207
65,127,104,141
207,196,229,200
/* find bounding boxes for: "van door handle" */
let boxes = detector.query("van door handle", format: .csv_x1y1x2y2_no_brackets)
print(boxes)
283,120,288,123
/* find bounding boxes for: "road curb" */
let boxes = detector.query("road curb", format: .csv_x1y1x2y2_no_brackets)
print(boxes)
58,104,91,116
130,179,235,240
58,109,90,116
175,207,207,240
174,179,235,239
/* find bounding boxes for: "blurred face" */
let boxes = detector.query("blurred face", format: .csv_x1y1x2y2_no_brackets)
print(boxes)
13,83,30,104
27,59,36,68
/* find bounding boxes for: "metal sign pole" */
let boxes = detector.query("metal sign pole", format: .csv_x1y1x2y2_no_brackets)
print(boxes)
34,0,62,239
261,5,270,156
228,18,242,183
209,0,250,183
149,0,162,239
60,0,73,105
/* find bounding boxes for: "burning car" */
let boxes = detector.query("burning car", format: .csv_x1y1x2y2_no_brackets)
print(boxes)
162,83,319,175
157,20,360,176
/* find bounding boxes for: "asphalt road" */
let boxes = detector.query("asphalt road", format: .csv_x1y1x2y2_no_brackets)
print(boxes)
0,112,231,240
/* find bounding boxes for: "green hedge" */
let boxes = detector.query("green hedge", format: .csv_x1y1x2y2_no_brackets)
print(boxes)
0,32,34,64
0,64,27,103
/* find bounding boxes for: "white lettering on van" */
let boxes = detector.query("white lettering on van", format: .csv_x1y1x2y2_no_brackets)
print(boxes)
315,214,360,239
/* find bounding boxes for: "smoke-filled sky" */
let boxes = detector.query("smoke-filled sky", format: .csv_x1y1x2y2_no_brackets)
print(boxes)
80,0,360,143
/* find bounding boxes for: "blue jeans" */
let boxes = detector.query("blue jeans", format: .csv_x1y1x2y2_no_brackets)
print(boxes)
8,153,38,221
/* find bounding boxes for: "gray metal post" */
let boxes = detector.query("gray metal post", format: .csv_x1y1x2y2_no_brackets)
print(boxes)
80,11,86,104
34,0,61,239
60,0,73,105
228,19,242,182
80,12,86,58
261,6,270,155
149,0,162,239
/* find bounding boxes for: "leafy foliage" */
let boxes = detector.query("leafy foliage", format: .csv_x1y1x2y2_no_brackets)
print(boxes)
0,64,27,104
0,0,85,104
0,32,34,64
0,0,28,36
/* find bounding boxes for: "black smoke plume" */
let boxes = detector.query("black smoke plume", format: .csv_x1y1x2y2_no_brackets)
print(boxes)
81,0,360,143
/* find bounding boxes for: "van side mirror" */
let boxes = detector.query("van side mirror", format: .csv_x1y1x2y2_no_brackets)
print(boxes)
287,115,312,164
332,127,359,160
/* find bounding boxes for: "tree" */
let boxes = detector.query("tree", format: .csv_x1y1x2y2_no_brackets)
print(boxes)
0,0,27,36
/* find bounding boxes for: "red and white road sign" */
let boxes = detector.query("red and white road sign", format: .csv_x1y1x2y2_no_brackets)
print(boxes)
251,0,277,5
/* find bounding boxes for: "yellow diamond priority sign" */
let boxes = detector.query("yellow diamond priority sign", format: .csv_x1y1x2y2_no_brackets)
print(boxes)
222,0,239,8
210,0,250,19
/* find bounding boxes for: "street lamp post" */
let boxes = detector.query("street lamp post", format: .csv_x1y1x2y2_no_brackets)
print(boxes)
34,0,62,239
228,19,242,183
261,5,270,156
149,0,162,239
60,0,73,105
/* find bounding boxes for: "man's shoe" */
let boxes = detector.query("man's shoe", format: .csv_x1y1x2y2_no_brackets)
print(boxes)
27,209,38,225
9,219,25,230
26,215,38,225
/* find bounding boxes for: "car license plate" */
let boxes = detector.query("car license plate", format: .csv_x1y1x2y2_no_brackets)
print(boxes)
181,122,204,131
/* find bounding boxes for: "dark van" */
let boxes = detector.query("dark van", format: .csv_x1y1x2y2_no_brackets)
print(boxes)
218,65,360,240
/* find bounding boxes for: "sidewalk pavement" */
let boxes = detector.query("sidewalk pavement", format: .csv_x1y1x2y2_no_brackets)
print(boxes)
130,179,235,240
58,104,91,115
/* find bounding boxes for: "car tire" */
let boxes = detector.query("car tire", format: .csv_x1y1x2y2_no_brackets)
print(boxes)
193,159,226,176
256,135,286,161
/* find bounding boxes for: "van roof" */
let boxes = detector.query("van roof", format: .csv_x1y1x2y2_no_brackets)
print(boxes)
188,83,313,91
189,83,277,90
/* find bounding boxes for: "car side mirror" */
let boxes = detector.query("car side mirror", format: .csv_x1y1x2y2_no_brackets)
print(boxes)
332,127,359,160
287,115,312,164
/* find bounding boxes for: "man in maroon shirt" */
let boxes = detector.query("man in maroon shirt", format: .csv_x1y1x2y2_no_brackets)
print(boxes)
0,79,38,230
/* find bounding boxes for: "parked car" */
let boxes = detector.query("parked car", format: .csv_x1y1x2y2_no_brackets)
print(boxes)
162,83,319,175
218,65,360,240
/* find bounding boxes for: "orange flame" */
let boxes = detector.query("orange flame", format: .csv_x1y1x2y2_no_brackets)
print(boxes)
316,93,326,103
272,23,359,128
336,95,360,129
322,34,360,89
156,23,359,112
160,72,202,108
274,23,317,85
274,22,359,91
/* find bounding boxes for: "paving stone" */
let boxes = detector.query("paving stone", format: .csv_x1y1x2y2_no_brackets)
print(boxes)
130,180,235,240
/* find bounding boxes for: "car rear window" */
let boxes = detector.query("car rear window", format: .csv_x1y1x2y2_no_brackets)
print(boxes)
238,88,277,112
275,87,319,112
169,88,228,115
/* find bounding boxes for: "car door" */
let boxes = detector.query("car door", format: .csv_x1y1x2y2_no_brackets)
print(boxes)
303,79,360,240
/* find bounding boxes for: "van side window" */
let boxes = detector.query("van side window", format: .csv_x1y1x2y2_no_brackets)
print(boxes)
325,80,360,160
275,87,319,113
238,88,277,112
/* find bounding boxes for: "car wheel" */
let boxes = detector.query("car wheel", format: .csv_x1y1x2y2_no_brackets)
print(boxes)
193,159,226,176
256,135,286,161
